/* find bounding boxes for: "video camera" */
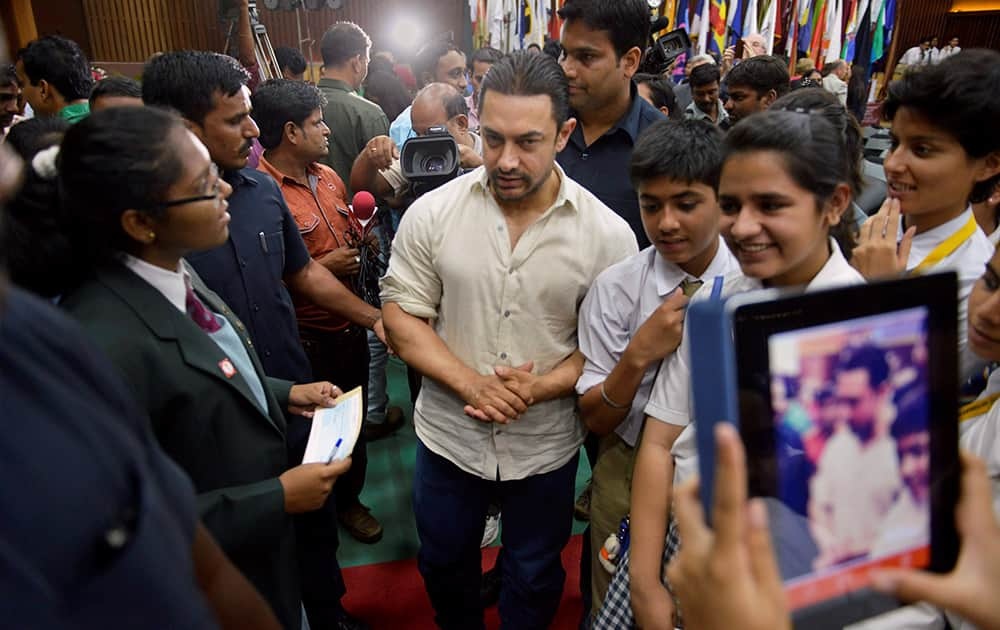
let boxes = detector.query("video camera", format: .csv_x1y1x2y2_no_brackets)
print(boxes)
640,27,692,75
400,127,461,197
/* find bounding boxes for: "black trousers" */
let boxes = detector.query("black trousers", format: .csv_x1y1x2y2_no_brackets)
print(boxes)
285,325,371,629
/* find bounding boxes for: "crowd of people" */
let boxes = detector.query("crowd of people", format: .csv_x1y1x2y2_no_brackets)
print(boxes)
2,0,1000,629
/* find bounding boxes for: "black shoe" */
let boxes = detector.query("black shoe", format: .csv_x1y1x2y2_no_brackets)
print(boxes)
363,406,405,441
334,611,371,630
480,564,502,609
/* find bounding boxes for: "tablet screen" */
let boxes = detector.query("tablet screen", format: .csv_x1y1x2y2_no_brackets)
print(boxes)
762,307,932,610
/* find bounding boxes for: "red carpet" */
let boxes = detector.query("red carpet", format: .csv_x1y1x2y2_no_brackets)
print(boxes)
342,534,585,629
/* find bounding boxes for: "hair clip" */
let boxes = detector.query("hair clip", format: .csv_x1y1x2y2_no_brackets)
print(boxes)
31,145,60,181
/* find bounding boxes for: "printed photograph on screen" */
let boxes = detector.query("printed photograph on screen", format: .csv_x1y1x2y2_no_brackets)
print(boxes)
766,308,931,602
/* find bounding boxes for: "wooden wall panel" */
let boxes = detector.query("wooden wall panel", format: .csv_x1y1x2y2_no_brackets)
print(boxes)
77,0,467,64
893,0,1000,51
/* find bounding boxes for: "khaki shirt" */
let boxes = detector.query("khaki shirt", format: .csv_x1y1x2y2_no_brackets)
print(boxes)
381,164,638,480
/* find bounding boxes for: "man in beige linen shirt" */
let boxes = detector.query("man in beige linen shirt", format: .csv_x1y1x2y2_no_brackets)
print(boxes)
381,52,637,628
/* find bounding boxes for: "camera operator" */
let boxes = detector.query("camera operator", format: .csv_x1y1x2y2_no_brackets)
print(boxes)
351,83,482,210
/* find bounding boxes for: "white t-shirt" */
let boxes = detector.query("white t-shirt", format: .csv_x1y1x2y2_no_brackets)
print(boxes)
901,209,994,378
644,238,865,490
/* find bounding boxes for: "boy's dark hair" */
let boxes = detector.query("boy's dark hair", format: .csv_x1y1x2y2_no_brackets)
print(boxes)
726,55,791,98
630,119,724,190
414,41,465,88
883,49,1000,203
5,117,70,161
479,51,569,129
251,79,327,150
0,63,17,88
836,344,890,389
558,0,650,59
543,39,563,60
690,63,722,89
89,76,142,108
773,88,864,197
275,46,308,75
890,383,929,443
725,110,857,258
142,51,249,126
17,35,94,102
320,22,371,68
470,46,504,67
634,73,681,120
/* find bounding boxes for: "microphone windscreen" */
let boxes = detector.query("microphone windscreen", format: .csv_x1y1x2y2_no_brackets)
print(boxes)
352,191,377,221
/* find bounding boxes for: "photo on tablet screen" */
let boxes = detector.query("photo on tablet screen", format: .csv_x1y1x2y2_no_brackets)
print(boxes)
764,307,931,610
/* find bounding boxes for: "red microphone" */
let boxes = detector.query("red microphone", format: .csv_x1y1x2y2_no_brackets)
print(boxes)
350,190,378,234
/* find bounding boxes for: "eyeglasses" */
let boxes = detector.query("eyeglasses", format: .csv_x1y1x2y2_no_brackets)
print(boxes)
150,164,223,210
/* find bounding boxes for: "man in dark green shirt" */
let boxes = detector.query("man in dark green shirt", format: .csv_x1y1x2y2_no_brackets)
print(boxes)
316,22,390,197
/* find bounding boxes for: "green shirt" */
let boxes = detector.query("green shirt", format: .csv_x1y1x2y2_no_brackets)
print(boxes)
316,78,390,197
59,102,91,124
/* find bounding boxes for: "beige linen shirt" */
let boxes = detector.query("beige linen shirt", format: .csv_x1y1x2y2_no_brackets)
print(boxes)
381,164,638,480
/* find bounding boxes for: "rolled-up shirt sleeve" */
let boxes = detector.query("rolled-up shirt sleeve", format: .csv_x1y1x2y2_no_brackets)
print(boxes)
576,273,633,396
380,202,441,319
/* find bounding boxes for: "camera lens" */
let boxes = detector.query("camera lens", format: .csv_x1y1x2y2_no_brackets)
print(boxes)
423,155,446,173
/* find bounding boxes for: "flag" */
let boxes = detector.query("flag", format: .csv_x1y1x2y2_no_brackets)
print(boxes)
787,0,800,70
842,0,867,61
808,0,827,62
694,0,712,54
870,0,885,62
798,0,814,56
883,0,897,49
676,0,691,30
743,0,759,35
710,0,728,56
761,0,779,54
728,0,743,46
821,0,842,62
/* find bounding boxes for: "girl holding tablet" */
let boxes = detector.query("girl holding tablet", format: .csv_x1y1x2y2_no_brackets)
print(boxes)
626,109,864,628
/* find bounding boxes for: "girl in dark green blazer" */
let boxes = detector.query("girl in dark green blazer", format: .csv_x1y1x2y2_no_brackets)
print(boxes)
51,107,350,629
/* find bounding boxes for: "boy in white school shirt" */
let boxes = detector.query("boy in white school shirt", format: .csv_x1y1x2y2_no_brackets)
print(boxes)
851,50,1000,381
575,119,739,620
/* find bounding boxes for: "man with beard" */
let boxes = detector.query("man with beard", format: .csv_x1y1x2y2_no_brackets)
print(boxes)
380,51,637,628
809,345,902,569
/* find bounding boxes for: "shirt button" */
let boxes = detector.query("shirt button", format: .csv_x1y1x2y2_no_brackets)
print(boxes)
500,352,507,359
253,303,261,312
508,269,515,275
265,350,271,357
240,258,248,268
497,224,504,231
503,310,510,318
581,152,589,160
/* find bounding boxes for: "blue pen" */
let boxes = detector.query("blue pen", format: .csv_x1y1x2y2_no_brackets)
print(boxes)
327,438,343,464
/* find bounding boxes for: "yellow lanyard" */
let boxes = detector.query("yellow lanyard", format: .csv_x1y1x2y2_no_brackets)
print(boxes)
960,391,1000,423
909,214,978,275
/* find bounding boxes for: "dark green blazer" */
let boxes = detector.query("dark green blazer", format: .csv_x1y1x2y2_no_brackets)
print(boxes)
61,261,301,630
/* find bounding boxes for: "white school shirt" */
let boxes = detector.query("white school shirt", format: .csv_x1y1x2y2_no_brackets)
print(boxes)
899,46,929,66
901,208,994,378
575,239,740,447
380,164,638,481
644,238,865,490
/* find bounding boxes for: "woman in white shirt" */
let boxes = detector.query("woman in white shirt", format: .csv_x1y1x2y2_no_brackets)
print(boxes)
625,109,864,629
